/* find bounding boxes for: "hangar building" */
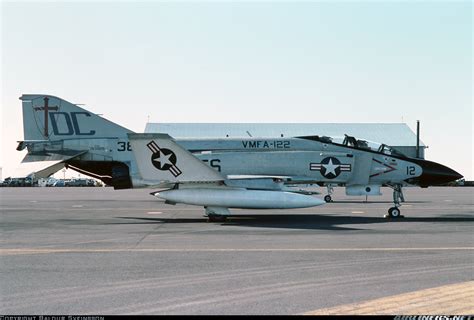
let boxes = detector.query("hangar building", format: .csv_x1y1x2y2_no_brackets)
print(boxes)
145,123,426,159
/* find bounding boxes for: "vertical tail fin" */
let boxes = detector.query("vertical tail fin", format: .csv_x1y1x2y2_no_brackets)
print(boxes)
128,133,224,184
20,94,132,141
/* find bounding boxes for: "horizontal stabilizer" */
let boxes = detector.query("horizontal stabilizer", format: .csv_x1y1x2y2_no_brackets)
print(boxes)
11,161,66,178
13,150,87,178
21,150,87,163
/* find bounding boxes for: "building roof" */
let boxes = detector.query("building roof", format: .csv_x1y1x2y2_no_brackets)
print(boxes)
144,123,425,147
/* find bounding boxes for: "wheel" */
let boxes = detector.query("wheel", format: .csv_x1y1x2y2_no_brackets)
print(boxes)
388,207,401,218
207,215,227,223
324,195,332,203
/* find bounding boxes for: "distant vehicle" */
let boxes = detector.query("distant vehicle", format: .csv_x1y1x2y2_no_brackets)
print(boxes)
65,178,96,187
46,177,58,187
52,180,65,187
7,177,32,187
16,94,463,221
1,177,11,187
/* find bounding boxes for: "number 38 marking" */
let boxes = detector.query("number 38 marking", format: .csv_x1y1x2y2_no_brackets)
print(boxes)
117,141,132,152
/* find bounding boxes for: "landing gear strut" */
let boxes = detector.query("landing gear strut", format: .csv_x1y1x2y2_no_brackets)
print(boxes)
385,184,405,219
324,185,334,202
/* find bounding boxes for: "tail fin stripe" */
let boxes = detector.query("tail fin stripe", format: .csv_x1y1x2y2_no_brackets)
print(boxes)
169,166,182,177
147,141,161,154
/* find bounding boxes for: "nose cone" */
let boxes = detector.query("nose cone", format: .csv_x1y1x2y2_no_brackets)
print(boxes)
415,160,463,187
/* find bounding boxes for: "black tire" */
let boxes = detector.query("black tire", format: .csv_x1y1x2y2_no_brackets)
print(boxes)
388,207,401,218
208,215,227,223
324,195,332,203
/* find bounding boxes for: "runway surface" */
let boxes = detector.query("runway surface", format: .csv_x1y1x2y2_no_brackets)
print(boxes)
0,186,473,315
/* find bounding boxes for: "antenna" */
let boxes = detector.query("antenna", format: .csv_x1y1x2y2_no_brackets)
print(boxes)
416,120,420,158
246,131,253,137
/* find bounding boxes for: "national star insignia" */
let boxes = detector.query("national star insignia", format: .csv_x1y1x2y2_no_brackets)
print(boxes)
322,158,339,176
153,151,173,169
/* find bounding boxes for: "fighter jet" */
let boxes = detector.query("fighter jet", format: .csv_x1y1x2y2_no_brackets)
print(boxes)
16,94,463,221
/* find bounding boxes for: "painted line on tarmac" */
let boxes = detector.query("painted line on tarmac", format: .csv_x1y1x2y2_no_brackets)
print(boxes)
302,280,474,315
1,247,473,256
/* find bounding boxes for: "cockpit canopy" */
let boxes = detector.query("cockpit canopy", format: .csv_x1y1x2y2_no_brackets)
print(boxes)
298,134,407,157
340,134,406,156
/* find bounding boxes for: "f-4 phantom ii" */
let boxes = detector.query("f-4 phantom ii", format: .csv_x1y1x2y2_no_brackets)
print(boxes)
17,94,463,221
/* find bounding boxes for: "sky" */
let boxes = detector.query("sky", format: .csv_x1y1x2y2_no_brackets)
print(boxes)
1,1,472,180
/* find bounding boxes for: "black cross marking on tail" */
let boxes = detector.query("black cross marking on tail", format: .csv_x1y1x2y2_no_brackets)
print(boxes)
147,141,182,177
33,97,59,138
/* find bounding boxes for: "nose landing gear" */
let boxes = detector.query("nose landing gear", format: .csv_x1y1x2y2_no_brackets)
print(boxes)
385,184,405,219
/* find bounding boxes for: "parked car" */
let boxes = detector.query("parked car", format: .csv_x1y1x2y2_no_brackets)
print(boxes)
53,180,65,187
6,177,33,187
46,178,58,187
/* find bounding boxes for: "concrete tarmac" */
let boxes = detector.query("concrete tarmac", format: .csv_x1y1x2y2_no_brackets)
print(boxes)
0,186,473,315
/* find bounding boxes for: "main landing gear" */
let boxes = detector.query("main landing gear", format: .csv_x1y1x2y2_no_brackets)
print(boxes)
207,215,227,223
385,184,405,219
324,185,334,203
205,206,229,223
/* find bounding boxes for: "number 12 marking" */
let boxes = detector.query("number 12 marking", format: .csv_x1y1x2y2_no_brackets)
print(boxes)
406,166,415,175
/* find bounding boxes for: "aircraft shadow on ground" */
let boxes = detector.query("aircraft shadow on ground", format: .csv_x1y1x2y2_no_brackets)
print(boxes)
333,200,430,204
117,214,474,231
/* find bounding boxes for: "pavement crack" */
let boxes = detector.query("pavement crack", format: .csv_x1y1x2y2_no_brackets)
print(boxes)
131,212,174,249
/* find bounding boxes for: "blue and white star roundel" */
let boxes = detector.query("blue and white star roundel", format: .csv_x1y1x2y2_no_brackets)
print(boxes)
310,157,351,179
